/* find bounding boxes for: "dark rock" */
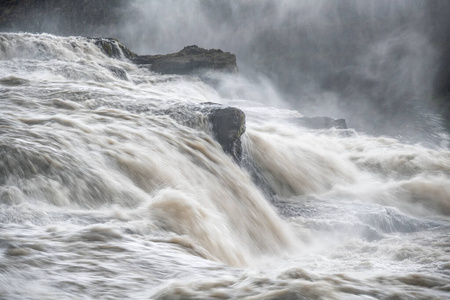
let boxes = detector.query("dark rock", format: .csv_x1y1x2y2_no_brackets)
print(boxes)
90,40,237,76
296,116,347,129
205,104,246,163
132,45,237,75
159,102,245,163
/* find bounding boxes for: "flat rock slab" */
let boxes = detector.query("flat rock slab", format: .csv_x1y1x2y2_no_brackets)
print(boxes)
93,39,236,75
132,45,237,75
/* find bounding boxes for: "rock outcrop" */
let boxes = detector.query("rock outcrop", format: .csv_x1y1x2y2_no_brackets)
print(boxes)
206,104,246,163
132,45,237,75
161,102,245,163
91,39,237,76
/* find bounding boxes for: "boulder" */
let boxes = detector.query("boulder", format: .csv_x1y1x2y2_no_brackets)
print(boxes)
206,104,246,163
132,45,237,75
160,102,245,163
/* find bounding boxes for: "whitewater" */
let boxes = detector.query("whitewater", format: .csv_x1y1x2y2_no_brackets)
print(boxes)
0,33,449,299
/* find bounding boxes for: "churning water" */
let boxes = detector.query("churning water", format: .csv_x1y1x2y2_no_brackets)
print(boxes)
0,33,449,299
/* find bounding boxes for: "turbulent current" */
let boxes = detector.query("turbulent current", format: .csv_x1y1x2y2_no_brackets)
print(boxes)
1,33,449,299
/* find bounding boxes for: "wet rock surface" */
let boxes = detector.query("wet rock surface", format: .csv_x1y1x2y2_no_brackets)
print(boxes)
132,45,237,75
91,38,136,60
161,102,245,163
206,104,246,163
91,40,236,75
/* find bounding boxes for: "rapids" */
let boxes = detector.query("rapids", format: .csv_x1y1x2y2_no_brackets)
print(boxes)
1,33,449,299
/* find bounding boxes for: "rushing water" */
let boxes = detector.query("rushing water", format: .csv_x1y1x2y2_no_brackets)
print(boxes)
0,33,449,299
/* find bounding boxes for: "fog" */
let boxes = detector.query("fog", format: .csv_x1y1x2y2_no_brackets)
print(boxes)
117,0,449,140
2,0,449,141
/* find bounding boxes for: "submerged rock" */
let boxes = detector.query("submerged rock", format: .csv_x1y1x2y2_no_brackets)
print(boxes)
91,38,136,60
104,65,129,81
132,45,238,75
297,116,347,129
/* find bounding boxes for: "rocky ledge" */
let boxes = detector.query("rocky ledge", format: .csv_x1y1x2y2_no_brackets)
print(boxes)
93,38,237,75
133,45,237,75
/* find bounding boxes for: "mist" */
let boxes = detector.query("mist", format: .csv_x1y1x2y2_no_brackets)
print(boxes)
116,0,446,139
1,0,449,141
